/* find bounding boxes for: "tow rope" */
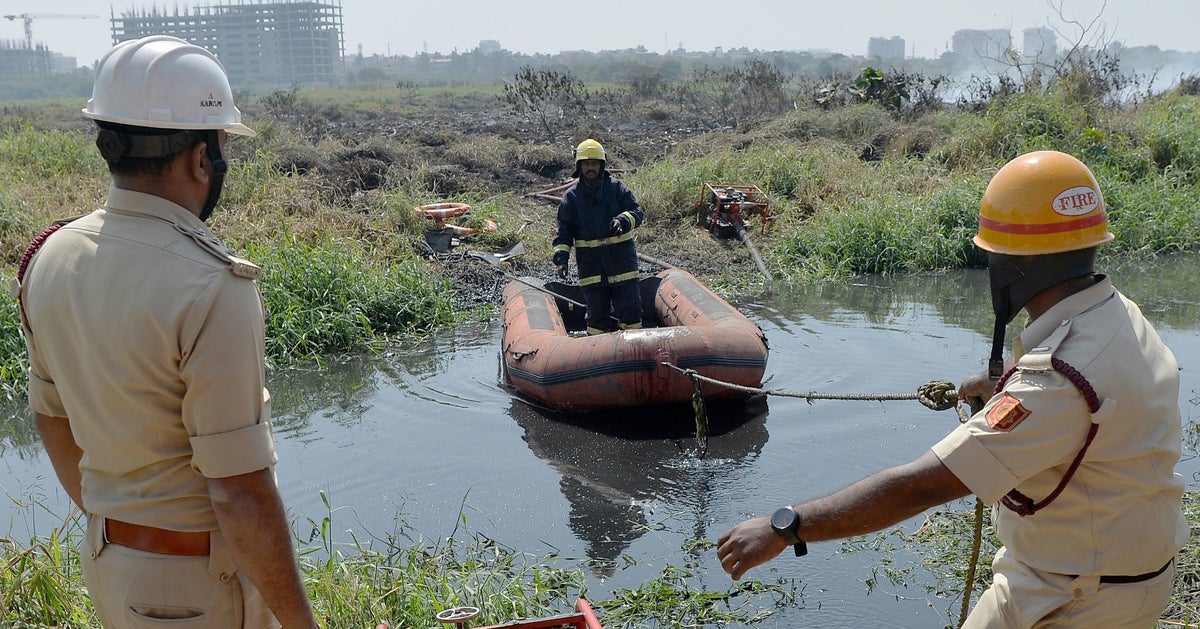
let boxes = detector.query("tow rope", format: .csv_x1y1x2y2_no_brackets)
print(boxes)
662,362,986,626
659,362,962,411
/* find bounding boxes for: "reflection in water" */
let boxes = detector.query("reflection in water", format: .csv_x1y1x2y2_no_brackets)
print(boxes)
267,357,381,443
267,324,498,443
0,403,37,461
509,397,769,575
753,269,999,342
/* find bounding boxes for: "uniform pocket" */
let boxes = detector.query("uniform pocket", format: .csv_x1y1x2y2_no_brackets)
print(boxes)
129,605,205,622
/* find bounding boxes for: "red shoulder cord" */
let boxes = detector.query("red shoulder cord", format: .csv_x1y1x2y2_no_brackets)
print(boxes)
16,223,67,321
994,358,1101,517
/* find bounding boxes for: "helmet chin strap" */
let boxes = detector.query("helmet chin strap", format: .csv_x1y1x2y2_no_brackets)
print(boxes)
199,130,227,222
988,293,1010,380
987,255,1022,380
985,249,1098,380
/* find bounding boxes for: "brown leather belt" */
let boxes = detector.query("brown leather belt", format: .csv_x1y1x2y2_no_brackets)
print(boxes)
104,518,211,556
1098,559,1173,584
1067,559,1173,584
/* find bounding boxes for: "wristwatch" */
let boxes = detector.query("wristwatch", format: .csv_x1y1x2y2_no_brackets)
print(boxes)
771,506,808,557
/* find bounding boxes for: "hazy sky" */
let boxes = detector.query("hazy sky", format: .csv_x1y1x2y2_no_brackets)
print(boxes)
9,0,1197,69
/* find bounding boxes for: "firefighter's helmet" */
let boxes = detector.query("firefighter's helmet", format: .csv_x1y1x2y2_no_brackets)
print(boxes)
974,150,1112,255
574,138,606,163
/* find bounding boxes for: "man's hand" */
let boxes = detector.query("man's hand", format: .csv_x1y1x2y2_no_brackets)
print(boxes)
717,516,788,581
557,264,569,279
958,371,998,413
610,216,629,236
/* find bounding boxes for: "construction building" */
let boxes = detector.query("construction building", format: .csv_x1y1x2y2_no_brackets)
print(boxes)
110,0,345,88
0,41,51,77
867,36,906,62
1022,26,1057,60
951,28,1013,60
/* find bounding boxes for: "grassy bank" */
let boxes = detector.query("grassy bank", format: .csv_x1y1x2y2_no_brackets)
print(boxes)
5,89,1200,392
2,492,1197,627
0,496,793,628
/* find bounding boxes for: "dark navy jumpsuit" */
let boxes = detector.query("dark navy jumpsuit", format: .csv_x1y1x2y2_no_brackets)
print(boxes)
552,171,645,334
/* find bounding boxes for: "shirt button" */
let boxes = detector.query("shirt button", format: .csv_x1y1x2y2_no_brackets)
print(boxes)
1072,587,1084,597
220,573,231,583
90,551,97,559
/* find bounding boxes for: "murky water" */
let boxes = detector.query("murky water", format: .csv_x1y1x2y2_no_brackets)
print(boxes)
2,254,1198,628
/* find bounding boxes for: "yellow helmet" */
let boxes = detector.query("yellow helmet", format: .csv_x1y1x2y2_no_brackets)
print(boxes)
974,150,1113,255
574,138,606,163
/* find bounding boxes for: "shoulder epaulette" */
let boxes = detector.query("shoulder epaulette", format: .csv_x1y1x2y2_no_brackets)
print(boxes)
174,223,262,280
1017,318,1073,374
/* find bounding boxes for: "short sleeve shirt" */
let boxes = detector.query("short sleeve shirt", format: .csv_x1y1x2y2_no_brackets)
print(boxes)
19,187,277,531
932,277,1187,576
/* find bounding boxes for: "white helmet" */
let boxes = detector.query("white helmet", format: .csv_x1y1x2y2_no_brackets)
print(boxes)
82,35,255,137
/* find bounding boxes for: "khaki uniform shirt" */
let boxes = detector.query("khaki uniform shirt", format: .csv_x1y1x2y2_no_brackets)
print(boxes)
933,277,1187,576
18,187,277,532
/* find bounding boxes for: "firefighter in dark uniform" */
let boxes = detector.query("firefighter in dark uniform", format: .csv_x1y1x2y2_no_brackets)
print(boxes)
553,139,645,335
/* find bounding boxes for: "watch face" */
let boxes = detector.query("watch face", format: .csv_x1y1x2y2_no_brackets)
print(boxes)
771,507,796,532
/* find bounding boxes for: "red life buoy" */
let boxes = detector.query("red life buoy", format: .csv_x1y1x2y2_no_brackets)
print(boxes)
441,219,498,237
416,202,471,227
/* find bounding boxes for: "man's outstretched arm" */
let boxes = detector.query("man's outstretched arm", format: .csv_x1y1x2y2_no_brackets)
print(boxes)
718,449,970,580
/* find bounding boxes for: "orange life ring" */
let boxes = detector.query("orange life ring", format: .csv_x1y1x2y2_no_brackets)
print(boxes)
441,219,498,237
416,202,471,226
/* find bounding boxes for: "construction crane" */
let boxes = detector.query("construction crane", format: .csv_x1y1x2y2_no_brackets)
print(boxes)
3,13,100,50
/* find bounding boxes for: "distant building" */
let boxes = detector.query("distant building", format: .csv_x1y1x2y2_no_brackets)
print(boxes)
867,36,905,62
110,1,345,87
50,53,79,73
1022,27,1056,59
951,28,1012,59
0,41,52,78
477,39,502,54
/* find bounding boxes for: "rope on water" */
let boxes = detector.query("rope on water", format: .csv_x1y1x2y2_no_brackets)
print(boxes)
662,361,984,623
659,362,962,412
660,361,984,624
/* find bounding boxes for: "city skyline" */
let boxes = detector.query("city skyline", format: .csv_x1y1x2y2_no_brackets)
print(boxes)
4,0,1196,69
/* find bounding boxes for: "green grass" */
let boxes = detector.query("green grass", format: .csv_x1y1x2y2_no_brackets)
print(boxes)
5,490,1197,627
596,564,795,627
251,240,454,362
0,495,794,629
4,91,1200,392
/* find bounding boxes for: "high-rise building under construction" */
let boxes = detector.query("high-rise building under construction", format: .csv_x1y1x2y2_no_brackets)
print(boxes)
111,0,344,87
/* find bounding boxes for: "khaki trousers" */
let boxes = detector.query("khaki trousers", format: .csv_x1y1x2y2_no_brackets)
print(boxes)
83,515,279,629
962,546,1175,629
